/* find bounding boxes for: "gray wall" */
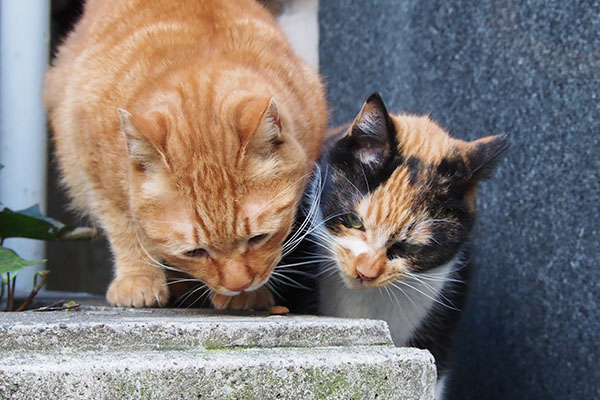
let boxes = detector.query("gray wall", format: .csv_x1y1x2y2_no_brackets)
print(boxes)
319,1,599,399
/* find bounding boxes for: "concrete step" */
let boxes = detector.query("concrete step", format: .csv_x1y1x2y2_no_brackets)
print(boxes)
0,307,393,351
0,307,436,399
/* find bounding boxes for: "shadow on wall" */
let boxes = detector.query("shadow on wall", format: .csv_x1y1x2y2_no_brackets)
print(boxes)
319,1,599,399
46,0,114,295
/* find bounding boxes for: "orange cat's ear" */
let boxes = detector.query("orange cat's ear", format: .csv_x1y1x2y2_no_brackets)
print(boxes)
118,108,169,169
461,134,510,181
239,97,282,156
348,93,395,165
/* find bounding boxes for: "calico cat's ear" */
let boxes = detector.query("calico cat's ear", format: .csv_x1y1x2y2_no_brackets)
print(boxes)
348,93,396,165
462,134,510,181
118,108,169,169
239,97,282,155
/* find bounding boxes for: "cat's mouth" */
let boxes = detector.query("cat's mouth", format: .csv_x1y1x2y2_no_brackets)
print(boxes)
215,279,265,296
341,273,372,290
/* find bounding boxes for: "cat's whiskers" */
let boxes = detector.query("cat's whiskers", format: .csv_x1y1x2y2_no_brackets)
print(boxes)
276,259,332,269
265,280,284,301
391,280,459,311
404,273,458,309
316,261,340,278
185,286,212,309
165,278,204,286
134,232,185,274
274,268,315,278
388,283,414,309
359,162,370,193
384,286,404,310
338,167,364,197
405,270,463,285
281,167,326,255
283,211,345,258
302,236,336,253
270,271,311,291
173,282,208,308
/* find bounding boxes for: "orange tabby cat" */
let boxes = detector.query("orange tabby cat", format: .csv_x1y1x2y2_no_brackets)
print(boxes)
44,0,327,308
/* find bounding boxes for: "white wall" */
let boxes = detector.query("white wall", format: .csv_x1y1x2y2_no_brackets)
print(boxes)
0,0,51,292
277,0,319,70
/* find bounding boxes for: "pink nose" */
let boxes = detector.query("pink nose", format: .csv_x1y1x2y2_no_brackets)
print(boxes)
356,268,378,281
225,280,252,293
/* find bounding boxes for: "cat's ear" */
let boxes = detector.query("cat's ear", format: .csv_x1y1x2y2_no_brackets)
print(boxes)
461,134,510,181
118,108,169,169
348,93,396,165
239,97,282,155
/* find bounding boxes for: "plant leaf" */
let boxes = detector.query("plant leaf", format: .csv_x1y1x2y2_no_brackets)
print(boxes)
0,246,46,275
0,204,70,240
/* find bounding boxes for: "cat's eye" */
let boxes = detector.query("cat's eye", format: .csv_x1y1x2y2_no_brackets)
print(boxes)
341,213,364,230
403,243,422,255
248,233,268,248
386,242,423,259
184,248,208,258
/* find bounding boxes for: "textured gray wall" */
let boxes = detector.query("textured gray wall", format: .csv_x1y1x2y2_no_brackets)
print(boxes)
319,1,599,399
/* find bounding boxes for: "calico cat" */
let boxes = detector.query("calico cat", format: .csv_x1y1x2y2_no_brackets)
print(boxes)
44,0,327,309
296,93,508,397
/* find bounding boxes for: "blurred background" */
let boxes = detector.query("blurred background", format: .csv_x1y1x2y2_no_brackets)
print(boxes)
0,1,597,399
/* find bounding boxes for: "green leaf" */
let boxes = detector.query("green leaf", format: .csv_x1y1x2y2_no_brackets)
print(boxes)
0,246,46,275
0,204,70,240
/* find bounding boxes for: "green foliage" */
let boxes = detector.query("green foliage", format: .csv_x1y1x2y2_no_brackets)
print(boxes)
0,162,96,310
0,247,46,276
0,205,70,240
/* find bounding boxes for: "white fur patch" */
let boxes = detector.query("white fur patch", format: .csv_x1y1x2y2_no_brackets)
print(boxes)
336,237,371,256
319,252,462,347
357,150,379,166
435,374,447,400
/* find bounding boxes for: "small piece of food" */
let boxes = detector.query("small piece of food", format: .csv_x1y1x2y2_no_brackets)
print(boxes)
269,305,290,315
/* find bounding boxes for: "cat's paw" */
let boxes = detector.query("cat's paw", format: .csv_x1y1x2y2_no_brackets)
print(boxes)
211,286,275,311
106,275,169,307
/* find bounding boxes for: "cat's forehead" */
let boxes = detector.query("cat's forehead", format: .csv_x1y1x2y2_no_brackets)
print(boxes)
392,114,455,164
356,170,418,235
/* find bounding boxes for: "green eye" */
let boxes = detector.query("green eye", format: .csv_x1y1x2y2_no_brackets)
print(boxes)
341,213,364,230
403,243,422,255
386,242,423,259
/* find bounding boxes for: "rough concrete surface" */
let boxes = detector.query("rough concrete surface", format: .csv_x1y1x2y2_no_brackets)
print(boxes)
0,307,436,399
1,307,392,351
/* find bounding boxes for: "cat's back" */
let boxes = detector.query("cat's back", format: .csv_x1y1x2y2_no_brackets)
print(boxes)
46,0,326,208
46,0,297,113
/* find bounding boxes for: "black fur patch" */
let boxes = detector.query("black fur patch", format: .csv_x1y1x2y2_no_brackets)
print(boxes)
407,255,471,376
406,156,423,185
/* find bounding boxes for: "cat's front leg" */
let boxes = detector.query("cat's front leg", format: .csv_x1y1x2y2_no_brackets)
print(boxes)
103,218,170,307
107,267,169,307
211,286,274,311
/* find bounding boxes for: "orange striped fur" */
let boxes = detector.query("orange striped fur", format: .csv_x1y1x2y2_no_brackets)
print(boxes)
45,0,327,308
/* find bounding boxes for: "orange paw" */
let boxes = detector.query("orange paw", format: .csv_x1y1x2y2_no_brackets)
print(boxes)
106,275,169,307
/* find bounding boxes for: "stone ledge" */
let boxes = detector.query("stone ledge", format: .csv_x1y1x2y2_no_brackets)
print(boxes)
1,307,392,351
0,307,436,399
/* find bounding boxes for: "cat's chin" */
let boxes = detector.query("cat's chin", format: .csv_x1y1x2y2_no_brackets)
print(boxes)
213,280,267,296
342,276,369,290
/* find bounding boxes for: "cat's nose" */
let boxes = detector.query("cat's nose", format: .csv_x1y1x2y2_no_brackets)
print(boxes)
356,267,378,281
224,279,253,293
